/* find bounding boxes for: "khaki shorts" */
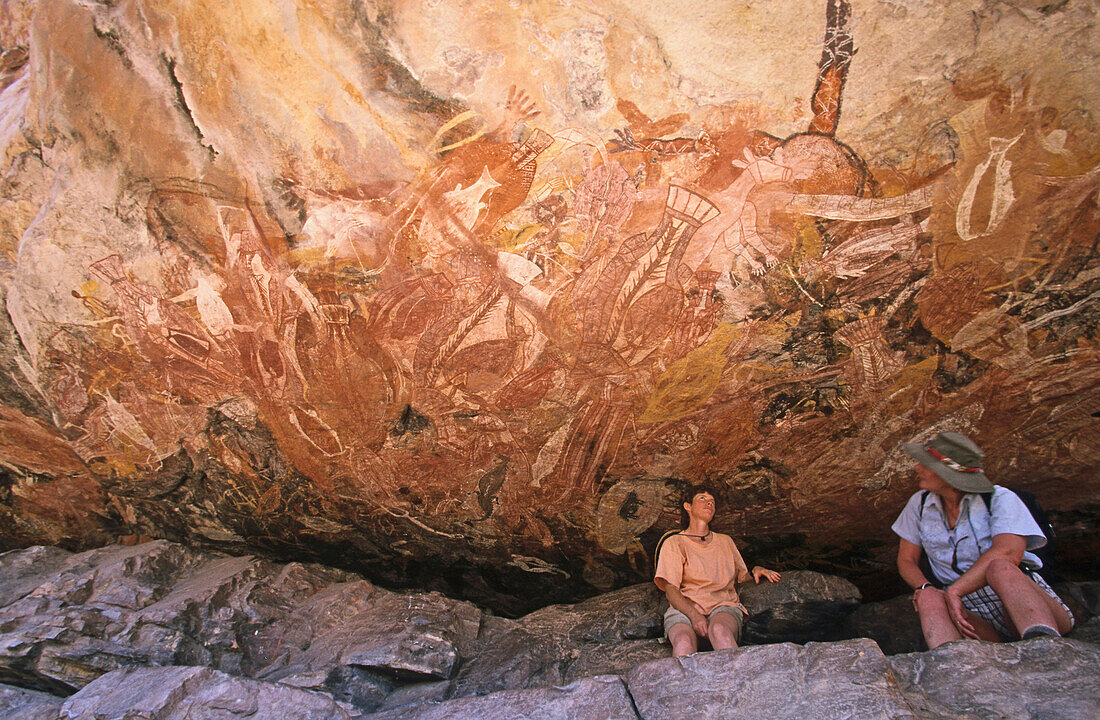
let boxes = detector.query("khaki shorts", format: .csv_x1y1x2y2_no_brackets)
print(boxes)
663,604,746,641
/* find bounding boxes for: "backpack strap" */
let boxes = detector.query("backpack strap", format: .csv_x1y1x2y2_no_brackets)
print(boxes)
915,491,944,585
653,529,682,573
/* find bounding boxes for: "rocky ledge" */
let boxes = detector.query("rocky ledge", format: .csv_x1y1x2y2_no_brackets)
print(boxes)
0,541,1097,719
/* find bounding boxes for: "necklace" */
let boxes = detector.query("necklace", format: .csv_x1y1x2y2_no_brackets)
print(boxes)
681,531,711,540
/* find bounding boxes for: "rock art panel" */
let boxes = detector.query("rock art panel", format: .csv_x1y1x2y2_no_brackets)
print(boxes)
0,0,1097,611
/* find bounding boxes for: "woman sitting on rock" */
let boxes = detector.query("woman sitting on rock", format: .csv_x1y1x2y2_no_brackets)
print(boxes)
654,486,782,657
892,431,1074,649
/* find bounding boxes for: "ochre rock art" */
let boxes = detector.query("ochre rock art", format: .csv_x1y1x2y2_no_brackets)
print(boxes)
0,0,1097,613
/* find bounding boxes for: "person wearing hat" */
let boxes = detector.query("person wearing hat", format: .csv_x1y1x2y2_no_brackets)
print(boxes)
892,431,1074,649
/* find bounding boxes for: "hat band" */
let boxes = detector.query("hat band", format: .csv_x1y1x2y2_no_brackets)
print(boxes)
926,446,983,474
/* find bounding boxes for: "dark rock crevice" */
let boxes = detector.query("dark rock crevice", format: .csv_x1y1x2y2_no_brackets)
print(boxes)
159,54,218,163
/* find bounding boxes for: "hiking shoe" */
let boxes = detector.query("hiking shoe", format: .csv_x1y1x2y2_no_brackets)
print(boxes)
1021,625,1060,640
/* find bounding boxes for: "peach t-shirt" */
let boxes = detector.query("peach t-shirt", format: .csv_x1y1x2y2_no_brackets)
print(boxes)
654,533,751,615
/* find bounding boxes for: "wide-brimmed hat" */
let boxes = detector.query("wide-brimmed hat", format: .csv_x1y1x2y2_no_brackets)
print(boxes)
902,431,993,493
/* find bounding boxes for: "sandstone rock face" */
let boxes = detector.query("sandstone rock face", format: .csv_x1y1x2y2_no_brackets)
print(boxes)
0,0,1098,612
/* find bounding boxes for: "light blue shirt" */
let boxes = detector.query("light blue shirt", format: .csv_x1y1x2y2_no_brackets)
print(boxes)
891,485,1047,584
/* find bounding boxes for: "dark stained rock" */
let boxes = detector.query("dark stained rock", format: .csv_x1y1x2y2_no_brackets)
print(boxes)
0,682,63,720
739,570,862,644
840,593,925,655
58,666,360,720
888,637,1100,720
1055,580,1100,620
373,680,451,714
361,676,639,720
624,638,916,720
1069,616,1100,645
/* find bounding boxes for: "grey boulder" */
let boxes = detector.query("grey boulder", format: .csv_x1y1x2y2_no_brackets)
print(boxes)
889,636,1100,720
0,546,73,607
0,540,484,712
253,580,483,712
362,675,638,720
0,682,63,720
624,637,915,720
59,666,360,720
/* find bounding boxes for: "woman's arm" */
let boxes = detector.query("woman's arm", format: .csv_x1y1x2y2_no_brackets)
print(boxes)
656,578,708,636
897,538,930,590
945,533,1026,598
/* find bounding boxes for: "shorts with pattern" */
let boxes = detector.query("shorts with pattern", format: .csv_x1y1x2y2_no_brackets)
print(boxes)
961,570,1074,639
663,603,746,641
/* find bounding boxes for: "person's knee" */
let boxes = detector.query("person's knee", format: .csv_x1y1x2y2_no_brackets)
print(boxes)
915,588,947,615
668,624,696,649
708,622,736,646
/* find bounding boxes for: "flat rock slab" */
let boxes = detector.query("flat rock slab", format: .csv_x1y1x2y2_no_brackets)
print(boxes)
0,682,64,720
361,675,639,720
256,581,481,681
59,665,359,720
889,637,1100,720
0,547,73,607
625,638,916,720
563,639,669,683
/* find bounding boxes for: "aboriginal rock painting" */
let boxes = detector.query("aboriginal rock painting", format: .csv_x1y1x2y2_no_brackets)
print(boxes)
46,0,1099,593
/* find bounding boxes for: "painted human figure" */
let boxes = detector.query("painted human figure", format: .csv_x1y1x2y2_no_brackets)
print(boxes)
892,432,1074,649
654,487,782,657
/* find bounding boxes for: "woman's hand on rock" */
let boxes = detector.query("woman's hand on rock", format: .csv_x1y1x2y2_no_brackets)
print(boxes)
752,566,781,583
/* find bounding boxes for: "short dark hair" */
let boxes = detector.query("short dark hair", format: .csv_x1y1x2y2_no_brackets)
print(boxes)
682,484,714,505
679,484,715,527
